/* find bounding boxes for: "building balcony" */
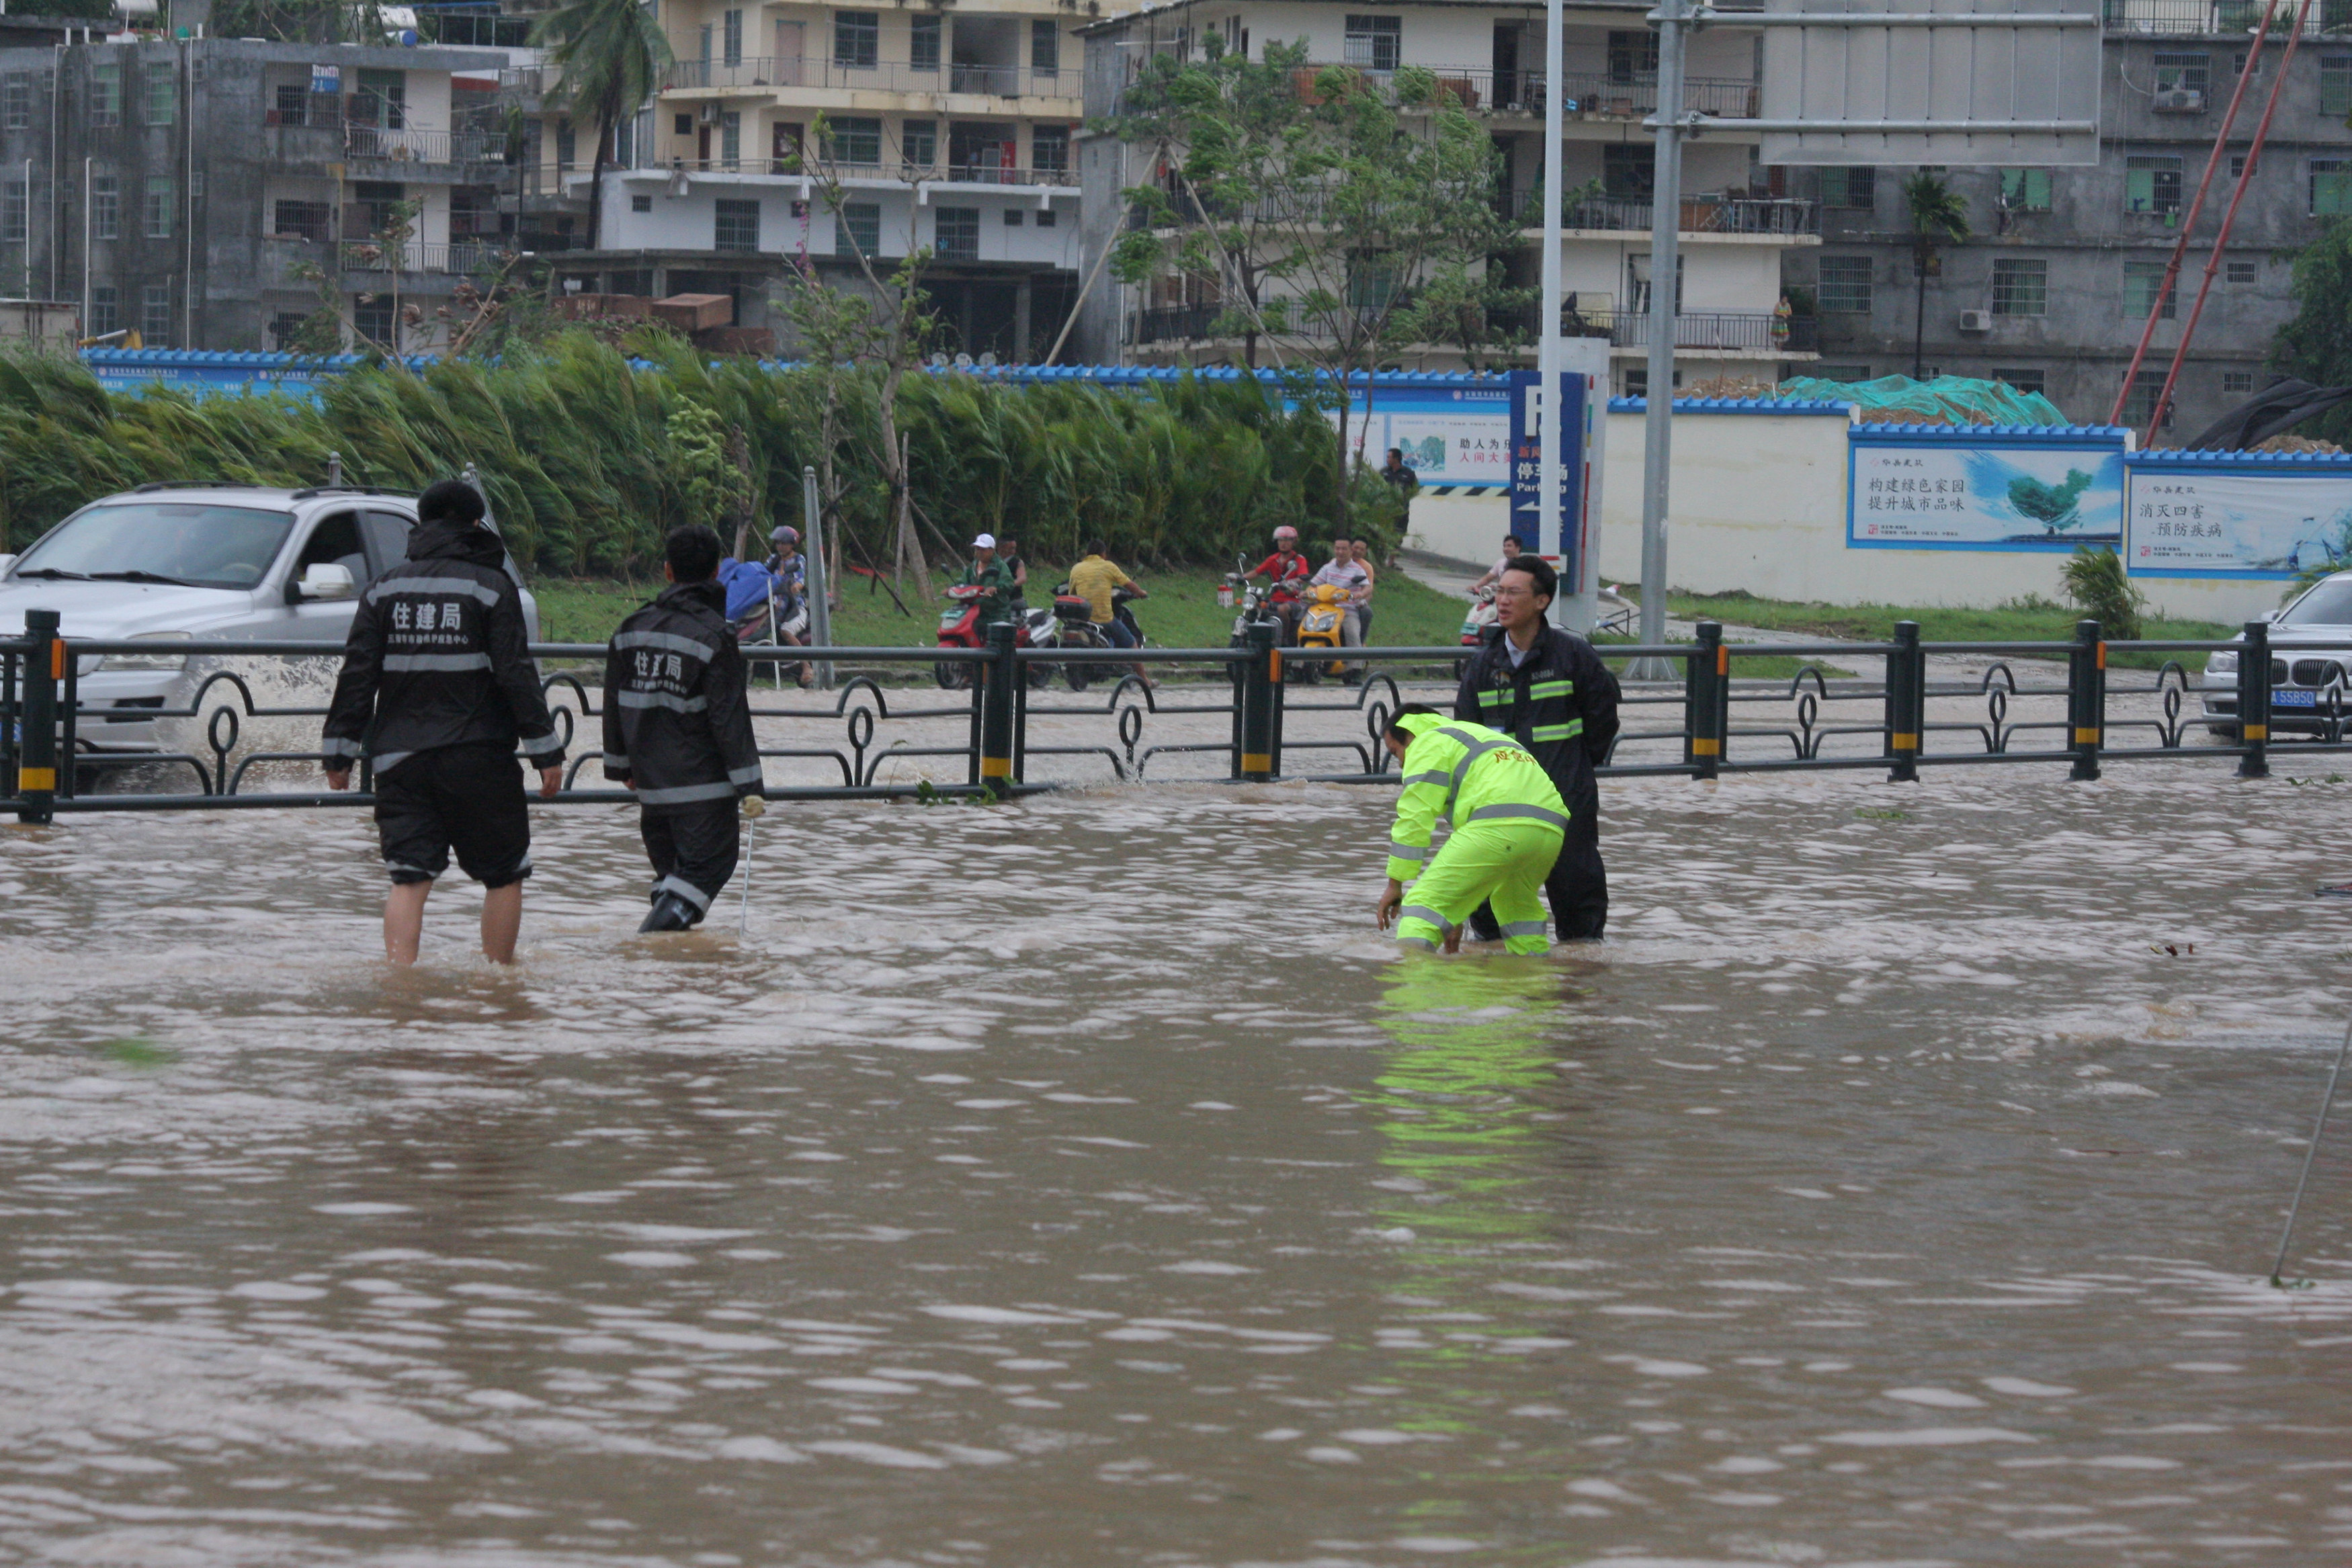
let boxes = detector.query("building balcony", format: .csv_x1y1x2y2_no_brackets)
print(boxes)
633,159,1076,189
261,110,505,173
339,240,504,277
1109,63,1757,120
1483,304,1818,355
2102,0,2352,33
664,55,1078,105
1519,193,1820,238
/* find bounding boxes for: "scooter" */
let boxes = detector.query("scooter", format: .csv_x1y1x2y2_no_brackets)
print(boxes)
1293,581,1354,684
732,583,812,687
935,585,1041,690
1457,585,1499,679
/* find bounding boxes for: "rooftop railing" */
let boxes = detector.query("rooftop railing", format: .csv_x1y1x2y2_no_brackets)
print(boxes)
664,55,1077,98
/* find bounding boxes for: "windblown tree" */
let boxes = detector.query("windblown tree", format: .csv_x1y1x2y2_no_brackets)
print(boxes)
532,0,671,249
2268,220,2352,445
1902,171,1971,380
1106,42,1517,529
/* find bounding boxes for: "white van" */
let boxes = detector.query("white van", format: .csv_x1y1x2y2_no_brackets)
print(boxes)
0,484,541,759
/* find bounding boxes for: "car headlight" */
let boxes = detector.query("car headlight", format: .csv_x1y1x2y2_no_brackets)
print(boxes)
2206,650,2238,674
97,631,192,673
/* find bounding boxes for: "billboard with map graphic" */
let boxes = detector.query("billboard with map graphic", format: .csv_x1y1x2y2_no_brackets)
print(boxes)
1847,428,2126,551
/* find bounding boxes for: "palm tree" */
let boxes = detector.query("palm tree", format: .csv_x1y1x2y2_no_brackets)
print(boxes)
532,0,671,251
1902,171,1971,380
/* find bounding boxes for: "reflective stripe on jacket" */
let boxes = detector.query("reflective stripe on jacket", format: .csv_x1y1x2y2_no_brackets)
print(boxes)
1384,716,1568,883
601,579,764,812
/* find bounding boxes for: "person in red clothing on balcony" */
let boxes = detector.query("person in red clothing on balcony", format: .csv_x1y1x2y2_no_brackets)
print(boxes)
1246,525,1314,644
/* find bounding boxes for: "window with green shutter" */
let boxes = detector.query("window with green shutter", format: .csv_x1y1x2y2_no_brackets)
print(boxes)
2312,159,2352,216
2122,260,2175,320
2001,168,2052,212
2126,155,2183,215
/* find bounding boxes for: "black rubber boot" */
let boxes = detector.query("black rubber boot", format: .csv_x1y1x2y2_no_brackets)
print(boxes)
638,893,700,933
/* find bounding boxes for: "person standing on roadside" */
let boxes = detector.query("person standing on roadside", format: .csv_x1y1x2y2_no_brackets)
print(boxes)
603,525,766,932
1453,555,1620,941
322,478,564,966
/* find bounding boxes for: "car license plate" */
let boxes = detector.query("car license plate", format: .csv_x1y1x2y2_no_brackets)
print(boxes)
2274,687,2318,709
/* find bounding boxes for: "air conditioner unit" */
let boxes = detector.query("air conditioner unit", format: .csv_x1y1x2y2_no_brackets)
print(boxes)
2152,87,2206,113
1958,308,1992,332
698,102,718,125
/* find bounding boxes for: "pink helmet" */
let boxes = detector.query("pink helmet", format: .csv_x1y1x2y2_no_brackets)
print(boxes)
1273,525,1299,541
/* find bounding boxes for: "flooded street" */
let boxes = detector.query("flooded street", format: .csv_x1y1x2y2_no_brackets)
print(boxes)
2,767,2349,1565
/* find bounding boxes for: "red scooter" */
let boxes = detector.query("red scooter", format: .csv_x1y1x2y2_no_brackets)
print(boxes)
935,584,1038,690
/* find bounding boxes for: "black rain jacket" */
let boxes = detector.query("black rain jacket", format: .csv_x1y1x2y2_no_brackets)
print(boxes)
601,579,764,813
322,518,562,776
1452,623,1621,834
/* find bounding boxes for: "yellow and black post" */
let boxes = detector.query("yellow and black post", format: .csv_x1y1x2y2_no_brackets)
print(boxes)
1685,619,1728,779
978,619,1018,795
1238,621,1277,782
2068,618,2105,782
15,607,59,824
2236,617,2271,780
1884,619,1923,783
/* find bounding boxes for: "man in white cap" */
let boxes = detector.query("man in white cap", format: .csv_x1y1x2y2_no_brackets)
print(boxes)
958,533,1019,627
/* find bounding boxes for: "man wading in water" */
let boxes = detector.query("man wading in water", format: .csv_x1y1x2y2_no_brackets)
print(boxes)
323,479,564,965
603,524,766,932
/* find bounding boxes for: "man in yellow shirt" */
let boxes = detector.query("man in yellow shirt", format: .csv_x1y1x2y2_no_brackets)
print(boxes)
1067,540,1151,687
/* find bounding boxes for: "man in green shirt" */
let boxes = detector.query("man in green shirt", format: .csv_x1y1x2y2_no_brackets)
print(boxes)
960,533,1019,625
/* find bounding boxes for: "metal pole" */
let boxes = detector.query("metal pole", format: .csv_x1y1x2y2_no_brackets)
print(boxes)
2068,618,2104,782
1238,621,1276,782
1634,0,1687,676
1539,0,1566,629
1685,618,1724,779
2271,1007,2352,1287
1884,619,1921,783
17,607,58,824
2238,618,2271,779
978,619,1017,792
800,464,835,689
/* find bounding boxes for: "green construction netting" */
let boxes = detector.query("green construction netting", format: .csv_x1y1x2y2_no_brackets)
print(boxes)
1773,374,2073,427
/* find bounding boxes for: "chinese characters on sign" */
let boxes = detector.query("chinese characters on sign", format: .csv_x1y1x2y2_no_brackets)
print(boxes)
1847,437,2124,551
2125,467,2352,578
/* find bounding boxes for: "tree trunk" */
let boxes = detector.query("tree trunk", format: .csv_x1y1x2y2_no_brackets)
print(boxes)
1330,378,1353,537
587,107,614,251
878,363,932,603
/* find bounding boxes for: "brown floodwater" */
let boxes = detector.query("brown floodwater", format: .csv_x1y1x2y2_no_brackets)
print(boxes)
1,767,2348,1566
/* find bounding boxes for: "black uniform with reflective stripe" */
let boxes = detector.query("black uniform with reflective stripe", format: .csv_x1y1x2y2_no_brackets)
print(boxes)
1454,623,1622,940
323,517,563,776
601,579,764,813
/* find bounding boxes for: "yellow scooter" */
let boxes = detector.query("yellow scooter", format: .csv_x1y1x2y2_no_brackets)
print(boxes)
1293,581,1352,684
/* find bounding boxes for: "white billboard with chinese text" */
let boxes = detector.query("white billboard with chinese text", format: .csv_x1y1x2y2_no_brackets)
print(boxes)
2125,460,2352,580
1847,429,2124,552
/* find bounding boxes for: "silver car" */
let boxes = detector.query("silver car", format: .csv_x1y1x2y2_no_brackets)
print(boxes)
0,484,540,760
2201,571,2352,738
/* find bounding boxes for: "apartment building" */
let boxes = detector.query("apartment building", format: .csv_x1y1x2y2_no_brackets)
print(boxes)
524,0,1096,359
0,36,510,351
1075,0,1821,387
1783,4,2352,432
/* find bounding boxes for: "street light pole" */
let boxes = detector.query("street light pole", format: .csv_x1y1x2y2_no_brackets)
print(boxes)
1636,0,1689,666
1540,0,1573,631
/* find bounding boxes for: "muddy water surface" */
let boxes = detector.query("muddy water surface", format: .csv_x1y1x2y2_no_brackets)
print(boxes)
1,769,2349,1566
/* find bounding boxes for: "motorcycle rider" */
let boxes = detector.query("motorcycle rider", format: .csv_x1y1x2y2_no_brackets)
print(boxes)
1068,539,1152,689
322,478,564,966
958,533,1019,626
1246,525,1313,643
1470,533,1525,594
1374,705,1568,957
603,523,765,933
1308,535,1370,684
997,535,1030,605
765,524,814,689
1453,554,1620,941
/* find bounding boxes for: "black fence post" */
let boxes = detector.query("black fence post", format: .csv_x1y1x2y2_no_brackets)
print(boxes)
16,608,58,824
1884,619,1922,783
2238,618,2271,780
979,621,1017,793
1685,619,1725,779
1238,621,1277,782
2068,618,2105,782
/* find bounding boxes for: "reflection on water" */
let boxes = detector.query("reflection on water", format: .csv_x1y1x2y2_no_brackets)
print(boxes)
1,771,2350,1565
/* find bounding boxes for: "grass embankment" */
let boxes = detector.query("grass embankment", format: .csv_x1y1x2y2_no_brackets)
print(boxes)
534,566,1474,664
1662,591,2236,671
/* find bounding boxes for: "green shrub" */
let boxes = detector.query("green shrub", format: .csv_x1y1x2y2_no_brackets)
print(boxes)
2059,544,2146,641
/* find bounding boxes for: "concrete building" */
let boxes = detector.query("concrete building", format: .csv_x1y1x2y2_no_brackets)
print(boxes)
0,34,509,352
1783,5,2352,433
1074,0,1822,388
525,0,1098,358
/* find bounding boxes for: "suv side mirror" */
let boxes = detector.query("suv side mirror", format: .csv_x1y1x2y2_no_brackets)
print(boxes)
295,562,357,602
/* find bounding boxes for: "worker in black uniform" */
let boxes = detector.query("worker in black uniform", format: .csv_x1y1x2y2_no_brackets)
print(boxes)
323,478,566,965
603,523,766,932
1452,554,1620,941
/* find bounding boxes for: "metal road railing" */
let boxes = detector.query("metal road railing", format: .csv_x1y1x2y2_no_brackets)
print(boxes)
0,613,2316,824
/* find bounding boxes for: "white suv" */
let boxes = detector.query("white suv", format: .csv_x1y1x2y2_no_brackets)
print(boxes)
0,484,540,759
